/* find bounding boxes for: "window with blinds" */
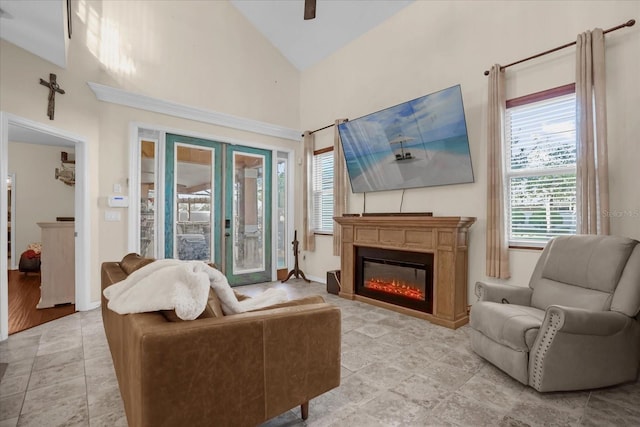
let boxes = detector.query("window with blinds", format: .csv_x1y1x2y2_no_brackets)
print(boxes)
505,85,577,246
312,149,334,234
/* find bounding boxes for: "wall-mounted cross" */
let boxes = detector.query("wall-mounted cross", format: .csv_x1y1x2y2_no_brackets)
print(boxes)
39,73,65,120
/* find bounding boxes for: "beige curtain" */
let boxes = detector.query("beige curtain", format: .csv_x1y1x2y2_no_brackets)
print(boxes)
576,28,610,235
302,131,315,251
333,119,349,256
486,64,510,279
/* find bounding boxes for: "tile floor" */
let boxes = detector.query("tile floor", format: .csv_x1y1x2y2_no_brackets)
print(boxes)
1,280,639,426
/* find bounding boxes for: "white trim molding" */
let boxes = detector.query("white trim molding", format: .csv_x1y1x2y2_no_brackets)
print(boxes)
87,82,301,142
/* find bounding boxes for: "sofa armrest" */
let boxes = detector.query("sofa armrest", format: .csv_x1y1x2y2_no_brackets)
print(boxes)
101,262,127,291
474,281,533,305
248,295,325,312
529,306,640,392
129,303,341,426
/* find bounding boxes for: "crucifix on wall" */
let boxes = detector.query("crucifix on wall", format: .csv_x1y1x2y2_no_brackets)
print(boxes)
39,73,65,120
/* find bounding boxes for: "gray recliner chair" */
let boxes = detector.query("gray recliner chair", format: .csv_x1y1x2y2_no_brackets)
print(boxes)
470,235,640,392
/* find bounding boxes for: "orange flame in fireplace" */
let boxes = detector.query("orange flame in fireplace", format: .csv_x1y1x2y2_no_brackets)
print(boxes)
365,278,425,301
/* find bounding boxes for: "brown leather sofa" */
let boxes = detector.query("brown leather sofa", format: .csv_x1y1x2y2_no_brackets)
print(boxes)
101,255,341,427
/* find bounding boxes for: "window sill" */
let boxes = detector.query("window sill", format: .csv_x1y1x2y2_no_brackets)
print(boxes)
509,243,544,251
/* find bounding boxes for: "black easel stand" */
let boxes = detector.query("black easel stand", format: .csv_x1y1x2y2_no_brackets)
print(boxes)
281,230,310,283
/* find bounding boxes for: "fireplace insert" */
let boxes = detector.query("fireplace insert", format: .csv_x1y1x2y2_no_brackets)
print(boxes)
355,246,433,313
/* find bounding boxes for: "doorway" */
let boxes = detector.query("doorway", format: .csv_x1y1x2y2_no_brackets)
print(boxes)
164,134,272,286
224,145,272,285
131,130,287,287
7,145,76,334
0,113,92,341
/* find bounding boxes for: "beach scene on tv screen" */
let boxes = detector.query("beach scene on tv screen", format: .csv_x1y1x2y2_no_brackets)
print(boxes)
339,85,474,193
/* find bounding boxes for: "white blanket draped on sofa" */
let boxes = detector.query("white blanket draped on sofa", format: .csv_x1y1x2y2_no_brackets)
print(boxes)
103,259,288,320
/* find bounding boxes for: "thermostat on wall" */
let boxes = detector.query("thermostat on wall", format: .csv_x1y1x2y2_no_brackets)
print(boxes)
108,195,129,208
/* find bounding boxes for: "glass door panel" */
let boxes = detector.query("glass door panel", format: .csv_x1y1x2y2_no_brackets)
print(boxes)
175,145,212,261
165,134,222,266
276,153,288,270
139,139,156,258
225,146,272,285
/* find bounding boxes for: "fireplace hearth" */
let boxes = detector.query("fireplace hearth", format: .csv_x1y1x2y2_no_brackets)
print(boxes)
356,246,433,313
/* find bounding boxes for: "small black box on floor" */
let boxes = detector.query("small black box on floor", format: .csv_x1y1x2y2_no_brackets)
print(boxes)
326,270,341,295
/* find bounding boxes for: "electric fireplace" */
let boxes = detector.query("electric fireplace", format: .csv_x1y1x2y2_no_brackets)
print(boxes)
355,246,433,313
334,215,475,329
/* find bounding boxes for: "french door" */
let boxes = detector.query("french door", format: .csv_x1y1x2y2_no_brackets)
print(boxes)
163,134,272,285
165,134,223,266
225,145,272,285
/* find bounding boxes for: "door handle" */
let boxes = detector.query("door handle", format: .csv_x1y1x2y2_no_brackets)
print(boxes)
225,232,231,237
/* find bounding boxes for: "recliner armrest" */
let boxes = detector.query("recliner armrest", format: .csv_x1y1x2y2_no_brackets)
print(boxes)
475,281,533,305
529,305,640,391
546,305,633,336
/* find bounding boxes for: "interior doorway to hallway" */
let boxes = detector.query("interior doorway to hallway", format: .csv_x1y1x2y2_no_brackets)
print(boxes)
0,113,92,341
7,142,76,334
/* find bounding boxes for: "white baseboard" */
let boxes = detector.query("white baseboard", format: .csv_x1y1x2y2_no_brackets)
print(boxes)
306,274,326,284
81,300,101,311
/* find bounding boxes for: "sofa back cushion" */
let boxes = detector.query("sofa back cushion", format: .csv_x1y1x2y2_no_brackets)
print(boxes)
120,253,155,275
530,235,638,312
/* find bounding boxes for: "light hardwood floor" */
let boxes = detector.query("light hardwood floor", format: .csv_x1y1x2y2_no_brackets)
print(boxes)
8,269,75,335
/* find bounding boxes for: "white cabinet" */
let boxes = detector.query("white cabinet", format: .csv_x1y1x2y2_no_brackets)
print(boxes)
37,222,75,308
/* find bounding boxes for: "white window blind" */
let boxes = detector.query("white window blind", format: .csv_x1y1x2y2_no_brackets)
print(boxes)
312,150,334,234
506,91,577,246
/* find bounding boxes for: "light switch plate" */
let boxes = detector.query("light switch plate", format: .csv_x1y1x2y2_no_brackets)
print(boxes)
105,211,121,221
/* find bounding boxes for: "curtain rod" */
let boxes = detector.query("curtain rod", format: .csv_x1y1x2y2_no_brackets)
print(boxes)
483,18,635,76
301,119,349,138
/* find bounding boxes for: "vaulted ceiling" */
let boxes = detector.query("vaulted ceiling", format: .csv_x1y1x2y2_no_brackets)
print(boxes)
229,0,413,70
0,0,413,71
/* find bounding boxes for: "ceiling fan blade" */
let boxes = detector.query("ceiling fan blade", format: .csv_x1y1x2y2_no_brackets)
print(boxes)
304,0,316,20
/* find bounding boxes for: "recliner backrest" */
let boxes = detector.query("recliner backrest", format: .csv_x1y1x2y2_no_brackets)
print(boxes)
529,235,639,314
611,244,640,317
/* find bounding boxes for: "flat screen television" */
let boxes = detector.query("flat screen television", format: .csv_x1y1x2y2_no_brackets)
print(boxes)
338,85,474,193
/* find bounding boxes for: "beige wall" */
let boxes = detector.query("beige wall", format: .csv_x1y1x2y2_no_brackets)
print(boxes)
87,0,301,273
1,0,638,307
299,0,640,296
1,0,300,304
82,0,300,128
7,143,75,264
